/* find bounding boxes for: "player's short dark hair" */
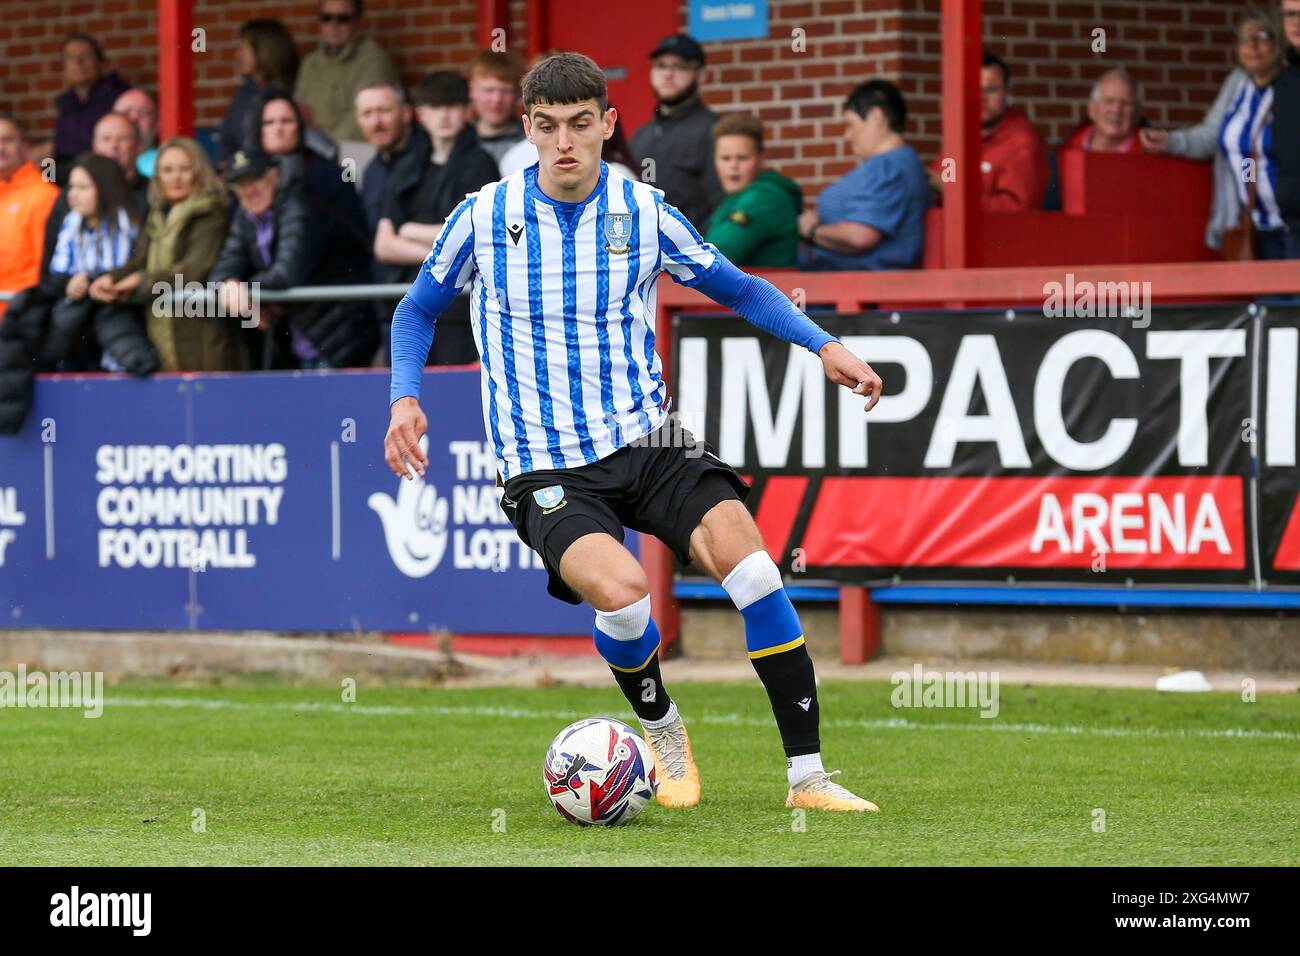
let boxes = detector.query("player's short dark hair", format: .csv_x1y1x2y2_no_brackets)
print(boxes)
844,79,906,133
412,71,470,108
711,113,764,152
983,51,1010,84
522,52,608,114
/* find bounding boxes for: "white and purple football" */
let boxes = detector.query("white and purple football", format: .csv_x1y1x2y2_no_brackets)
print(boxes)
543,717,657,825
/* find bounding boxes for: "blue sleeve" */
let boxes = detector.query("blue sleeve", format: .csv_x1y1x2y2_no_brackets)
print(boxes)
693,255,839,355
389,271,459,405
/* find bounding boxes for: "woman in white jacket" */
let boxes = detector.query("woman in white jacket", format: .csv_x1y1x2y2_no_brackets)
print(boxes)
1141,5,1286,255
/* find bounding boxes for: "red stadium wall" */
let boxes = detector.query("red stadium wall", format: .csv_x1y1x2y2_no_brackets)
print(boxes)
0,0,1240,199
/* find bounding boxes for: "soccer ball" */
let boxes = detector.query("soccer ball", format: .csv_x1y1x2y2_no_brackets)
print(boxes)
543,717,657,825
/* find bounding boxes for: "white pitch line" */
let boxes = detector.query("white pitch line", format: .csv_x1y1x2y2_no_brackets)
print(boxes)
99,696,1300,742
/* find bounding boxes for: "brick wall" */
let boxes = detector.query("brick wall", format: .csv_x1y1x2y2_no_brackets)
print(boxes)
0,0,1245,199
901,0,1239,162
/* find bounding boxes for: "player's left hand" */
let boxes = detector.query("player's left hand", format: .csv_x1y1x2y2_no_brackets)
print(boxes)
819,341,883,412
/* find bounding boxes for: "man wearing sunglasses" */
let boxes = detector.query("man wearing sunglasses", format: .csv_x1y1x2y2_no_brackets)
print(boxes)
295,0,400,143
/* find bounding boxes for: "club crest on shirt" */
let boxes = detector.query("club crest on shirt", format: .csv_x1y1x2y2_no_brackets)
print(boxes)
603,213,632,255
533,484,568,514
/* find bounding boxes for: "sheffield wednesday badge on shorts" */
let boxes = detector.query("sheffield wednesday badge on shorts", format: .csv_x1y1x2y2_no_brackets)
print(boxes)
533,484,568,514
604,213,632,255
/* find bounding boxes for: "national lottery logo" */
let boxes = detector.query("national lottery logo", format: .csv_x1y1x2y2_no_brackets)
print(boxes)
368,436,450,577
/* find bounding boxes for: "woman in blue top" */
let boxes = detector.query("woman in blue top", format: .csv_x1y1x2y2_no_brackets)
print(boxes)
798,79,930,271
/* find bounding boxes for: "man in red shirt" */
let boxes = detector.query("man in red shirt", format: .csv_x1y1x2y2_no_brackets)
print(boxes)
930,52,1049,212
1061,67,1143,153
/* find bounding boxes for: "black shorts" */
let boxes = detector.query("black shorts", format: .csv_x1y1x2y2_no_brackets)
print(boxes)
499,423,750,605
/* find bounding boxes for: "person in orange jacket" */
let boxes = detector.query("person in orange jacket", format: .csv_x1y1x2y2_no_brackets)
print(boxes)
0,113,60,320
929,52,1050,212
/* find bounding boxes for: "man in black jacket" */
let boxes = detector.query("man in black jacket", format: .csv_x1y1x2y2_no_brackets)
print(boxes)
212,149,376,369
1272,0,1300,255
629,33,725,229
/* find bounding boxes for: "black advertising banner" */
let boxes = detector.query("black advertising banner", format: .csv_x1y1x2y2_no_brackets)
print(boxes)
673,307,1266,586
1259,307,1300,586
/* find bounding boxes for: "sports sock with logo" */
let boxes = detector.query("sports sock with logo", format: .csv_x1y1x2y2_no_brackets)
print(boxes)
721,551,821,769
593,594,671,723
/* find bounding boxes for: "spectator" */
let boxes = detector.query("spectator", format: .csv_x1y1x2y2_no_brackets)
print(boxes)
374,72,497,366
294,0,400,144
93,137,235,371
0,113,60,319
51,34,130,179
355,82,431,237
1269,0,1300,253
928,52,1049,212
703,113,801,267
629,33,724,228
40,112,150,302
375,72,498,262
1143,5,1288,257
248,83,340,164
252,87,370,283
355,81,431,362
469,51,527,166
798,80,929,271
218,19,300,171
38,153,154,375
1062,68,1144,153
211,149,377,370
0,151,151,433
91,113,148,213
114,88,159,179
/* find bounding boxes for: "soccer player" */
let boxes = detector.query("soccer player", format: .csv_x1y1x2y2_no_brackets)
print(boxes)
384,53,884,812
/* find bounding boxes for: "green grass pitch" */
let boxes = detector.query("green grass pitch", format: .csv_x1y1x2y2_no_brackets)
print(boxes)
2,678,1297,866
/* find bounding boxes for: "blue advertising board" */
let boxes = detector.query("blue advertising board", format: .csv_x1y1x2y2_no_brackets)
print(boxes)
0,369,612,634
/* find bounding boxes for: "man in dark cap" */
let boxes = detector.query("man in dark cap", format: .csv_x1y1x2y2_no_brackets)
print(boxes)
629,33,725,228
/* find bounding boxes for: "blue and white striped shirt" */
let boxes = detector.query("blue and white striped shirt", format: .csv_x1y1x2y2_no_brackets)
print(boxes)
1219,81,1282,231
49,208,137,277
391,161,836,480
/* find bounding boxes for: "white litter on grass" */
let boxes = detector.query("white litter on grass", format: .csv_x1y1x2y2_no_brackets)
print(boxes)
1155,671,1214,693
100,695,1300,742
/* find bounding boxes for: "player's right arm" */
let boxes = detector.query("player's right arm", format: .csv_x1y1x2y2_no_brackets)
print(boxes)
384,196,478,479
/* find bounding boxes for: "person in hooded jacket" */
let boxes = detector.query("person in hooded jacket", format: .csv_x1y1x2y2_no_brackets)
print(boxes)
704,113,802,267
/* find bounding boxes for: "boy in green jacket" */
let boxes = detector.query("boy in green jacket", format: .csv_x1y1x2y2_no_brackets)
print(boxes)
704,113,803,267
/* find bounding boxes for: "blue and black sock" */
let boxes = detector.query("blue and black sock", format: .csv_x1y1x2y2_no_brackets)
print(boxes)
722,551,822,762
593,594,671,724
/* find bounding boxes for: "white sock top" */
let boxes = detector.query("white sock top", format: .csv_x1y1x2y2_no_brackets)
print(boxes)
594,593,652,642
720,550,783,611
